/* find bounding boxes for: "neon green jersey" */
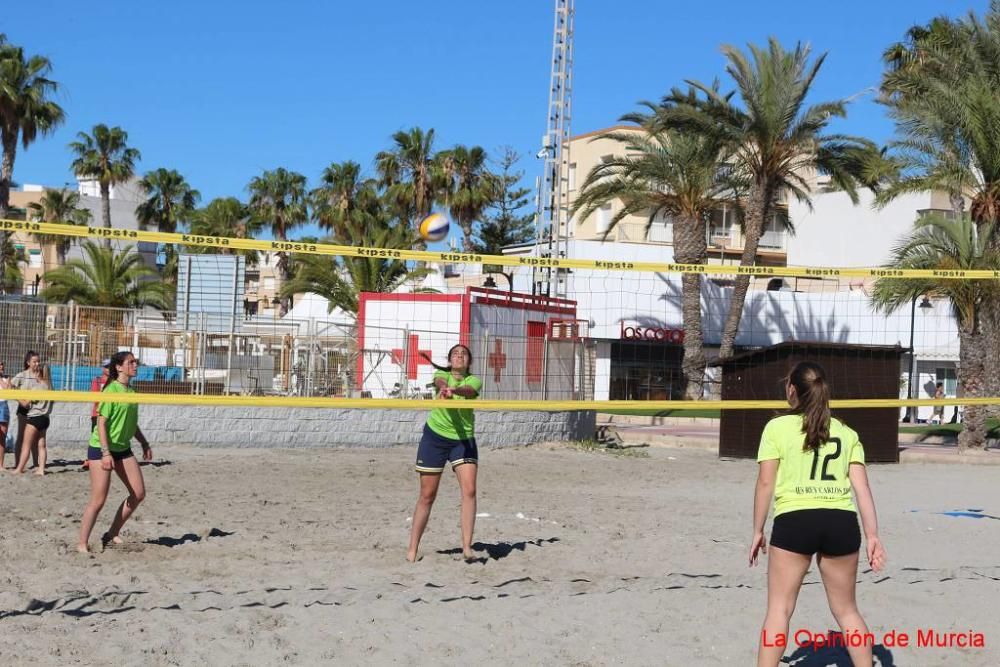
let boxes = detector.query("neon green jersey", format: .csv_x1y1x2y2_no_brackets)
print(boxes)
757,414,865,517
425,370,481,441
89,381,139,452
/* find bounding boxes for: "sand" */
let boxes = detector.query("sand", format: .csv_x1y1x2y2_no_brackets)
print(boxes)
1,442,998,666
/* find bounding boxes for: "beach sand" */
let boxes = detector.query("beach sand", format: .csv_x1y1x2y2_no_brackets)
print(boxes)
1,442,997,665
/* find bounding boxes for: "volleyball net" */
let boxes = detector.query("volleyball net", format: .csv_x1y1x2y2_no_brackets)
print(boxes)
0,218,984,417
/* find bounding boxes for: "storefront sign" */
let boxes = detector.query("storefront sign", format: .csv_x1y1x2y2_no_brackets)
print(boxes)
620,323,685,344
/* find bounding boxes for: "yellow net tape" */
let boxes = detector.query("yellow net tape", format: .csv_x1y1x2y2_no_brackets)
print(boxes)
2,218,996,280
0,389,985,411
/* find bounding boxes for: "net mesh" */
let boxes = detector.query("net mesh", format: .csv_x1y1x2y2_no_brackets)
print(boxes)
0,218,980,418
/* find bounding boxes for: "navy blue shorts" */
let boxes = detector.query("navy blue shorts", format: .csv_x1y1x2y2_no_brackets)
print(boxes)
415,424,477,473
87,447,135,462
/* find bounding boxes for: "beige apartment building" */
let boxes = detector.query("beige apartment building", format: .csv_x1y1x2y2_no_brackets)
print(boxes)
4,183,285,315
561,125,793,267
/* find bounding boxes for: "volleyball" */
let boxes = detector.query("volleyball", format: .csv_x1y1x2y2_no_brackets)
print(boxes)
418,213,450,242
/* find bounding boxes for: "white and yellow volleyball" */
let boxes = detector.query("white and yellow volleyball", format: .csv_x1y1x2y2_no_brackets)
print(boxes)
418,213,450,243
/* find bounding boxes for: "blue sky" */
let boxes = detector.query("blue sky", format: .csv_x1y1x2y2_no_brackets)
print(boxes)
2,0,989,239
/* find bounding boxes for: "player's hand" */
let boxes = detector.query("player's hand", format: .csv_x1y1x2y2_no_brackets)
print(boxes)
101,454,113,471
439,388,453,399
749,531,767,567
142,445,153,461
866,535,886,572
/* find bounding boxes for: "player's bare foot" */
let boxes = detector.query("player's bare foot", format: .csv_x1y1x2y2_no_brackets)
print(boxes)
32,470,45,476
77,544,90,554
406,551,421,563
462,549,476,561
101,533,123,550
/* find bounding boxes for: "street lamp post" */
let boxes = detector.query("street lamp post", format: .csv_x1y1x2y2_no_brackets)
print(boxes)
483,272,514,292
906,295,934,423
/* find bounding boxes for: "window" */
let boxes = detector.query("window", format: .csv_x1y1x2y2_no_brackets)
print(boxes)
596,203,612,235
568,162,577,190
760,212,787,249
708,205,734,244
263,277,275,292
28,249,42,268
647,212,673,243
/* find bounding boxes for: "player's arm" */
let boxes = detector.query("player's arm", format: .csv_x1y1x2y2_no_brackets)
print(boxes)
752,460,777,535
449,386,478,399
749,459,777,566
849,463,886,571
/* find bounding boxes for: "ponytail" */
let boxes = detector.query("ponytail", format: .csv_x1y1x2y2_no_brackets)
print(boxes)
787,361,831,452
420,344,473,374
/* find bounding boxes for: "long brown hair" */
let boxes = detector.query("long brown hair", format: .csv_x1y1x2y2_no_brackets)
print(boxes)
420,344,473,374
787,361,831,452
104,351,134,390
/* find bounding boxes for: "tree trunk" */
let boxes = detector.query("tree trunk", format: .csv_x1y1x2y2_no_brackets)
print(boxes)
100,182,112,249
718,183,769,360
0,131,18,293
957,329,987,452
975,299,1000,428
461,217,474,253
279,251,292,316
673,212,708,400
971,212,1000,428
949,190,965,217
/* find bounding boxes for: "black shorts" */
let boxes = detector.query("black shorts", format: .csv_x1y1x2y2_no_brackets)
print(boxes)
25,415,50,432
87,447,135,462
17,405,28,417
770,509,861,557
415,424,477,473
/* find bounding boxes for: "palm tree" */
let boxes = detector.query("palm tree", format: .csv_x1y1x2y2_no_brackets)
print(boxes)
440,144,493,252
281,212,434,316
136,168,200,233
0,36,65,287
27,188,92,264
660,39,878,360
871,216,1000,451
375,127,446,250
310,161,379,244
69,124,141,245
41,240,170,309
878,7,1000,404
247,167,308,313
188,197,263,265
136,168,200,285
572,104,734,399
0,239,24,294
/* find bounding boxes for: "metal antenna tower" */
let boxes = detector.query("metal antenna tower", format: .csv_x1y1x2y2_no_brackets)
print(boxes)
534,0,574,297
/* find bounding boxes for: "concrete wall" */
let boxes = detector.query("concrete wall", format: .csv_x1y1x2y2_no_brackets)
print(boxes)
786,190,932,268
39,403,596,449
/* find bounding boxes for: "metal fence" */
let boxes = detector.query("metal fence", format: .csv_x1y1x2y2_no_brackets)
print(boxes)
0,299,595,400
0,300,357,397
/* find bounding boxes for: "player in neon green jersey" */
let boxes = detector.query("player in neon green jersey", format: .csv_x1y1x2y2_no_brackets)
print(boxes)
750,361,887,667
78,351,153,553
407,344,482,563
